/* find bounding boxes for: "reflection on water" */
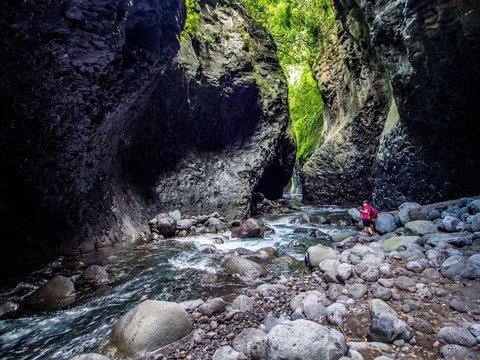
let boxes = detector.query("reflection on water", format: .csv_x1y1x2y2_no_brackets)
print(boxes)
0,201,356,359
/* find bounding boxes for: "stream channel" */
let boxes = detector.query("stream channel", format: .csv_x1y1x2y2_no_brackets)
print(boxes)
0,197,358,359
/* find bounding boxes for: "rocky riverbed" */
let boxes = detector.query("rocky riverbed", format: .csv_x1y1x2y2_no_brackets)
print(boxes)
1,197,480,359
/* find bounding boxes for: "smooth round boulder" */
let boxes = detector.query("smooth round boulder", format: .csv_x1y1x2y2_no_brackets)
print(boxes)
111,300,192,356
331,232,355,243
404,220,438,236
266,319,346,359
222,257,268,280
231,218,263,238
24,275,76,311
306,244,339,267
77,265,112,287
424,232,474,247
381,236,421,252
374,213,396,235
397,202,422,226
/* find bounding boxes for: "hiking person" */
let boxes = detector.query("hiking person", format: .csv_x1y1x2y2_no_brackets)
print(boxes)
360,200,374,236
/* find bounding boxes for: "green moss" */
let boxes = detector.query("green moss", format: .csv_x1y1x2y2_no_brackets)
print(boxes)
181,0,199,41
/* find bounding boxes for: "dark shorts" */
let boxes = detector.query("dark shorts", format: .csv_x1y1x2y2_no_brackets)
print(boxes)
363,219,371,227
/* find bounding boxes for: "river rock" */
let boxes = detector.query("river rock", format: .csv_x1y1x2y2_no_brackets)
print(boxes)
266,319,347,359
153,213,177,237
469,254,480,267
442,216,461,232
428,208,442,221
77,265,112,287
471,213,480,232
394,276,417,292
423,232,474,247
255,284,287,297
374,213,396,235
180,299,204,310
23,275,76,311
111,300,192,356
290,291,328,321
0,301,20,320
232,327,267,360
371,285,392,301
436,326,477,347
69,354,110,360
319,259,340,282
440,256,480,280
348,208,362,222
361,266,380,282
348,284,368,299
306,244,339,267
326,303,347,326
198,298,227,316
404,220,438,236
230,295,255,313
336,263,354,282
213,346,246,360
231,218,263,239
397,203,422,226
222,257,267,280
468,200,480,214
331,232,355,243
252,247,277,259
368,299,411,343
439,344,477,359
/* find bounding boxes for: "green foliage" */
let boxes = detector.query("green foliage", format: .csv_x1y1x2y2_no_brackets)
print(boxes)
181,0,199,41
237,0,333,160
288,64,324,161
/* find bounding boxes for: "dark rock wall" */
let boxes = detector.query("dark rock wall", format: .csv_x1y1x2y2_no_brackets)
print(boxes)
0,0,292,277
302,0,392,206
302,0,480,209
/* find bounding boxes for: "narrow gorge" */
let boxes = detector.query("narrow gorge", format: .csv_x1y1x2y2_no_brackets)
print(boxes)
0,0,479,359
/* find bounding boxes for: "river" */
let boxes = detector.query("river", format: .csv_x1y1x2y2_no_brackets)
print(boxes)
0,199,357,359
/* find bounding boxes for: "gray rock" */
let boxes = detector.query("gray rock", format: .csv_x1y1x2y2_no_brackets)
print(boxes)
198,298,227,316
290,291,328,321
230,295,255,313
472,213,480,232
469,323,480,338
440,256,480,280
348,208,362,222
319,259,339,282
404,220,438,236
372,285,392,301
111,300,192,356
261,314,289,333
331,232,355,243
439,344,477,359
374,213,397,235
180,299,204,310
213,346,246,360
306,244,339,268
381,236,421,252
361,266,380,282
232,328,267,360
426,249,444,267
442,216,461,232
231,218,263,239
326,303,348,326
449,300,467,313
348,349,363,360
252,247,277,259
411,318,434,334
291,307,306,320
154,213,177,237
423,232,474,247
348,284,368,299
266,319,346,359
336,263,354,282
77,265,112,287
176,219,193,230
397,203,422,226
0,301,20,320
394,276,417,292
368,299,411,343
406,259,427,273
327,284,345,302
436,326,477,347
255,284,287,297
222,257,267,280
428,208,442,221
467,200,480,214
69,354,110,360
414,288,432,301
24,275,76,311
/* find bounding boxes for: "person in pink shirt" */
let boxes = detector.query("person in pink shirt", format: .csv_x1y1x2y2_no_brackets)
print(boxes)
360,200,373,236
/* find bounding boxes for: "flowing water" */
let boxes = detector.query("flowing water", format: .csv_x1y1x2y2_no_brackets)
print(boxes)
0,199,357,359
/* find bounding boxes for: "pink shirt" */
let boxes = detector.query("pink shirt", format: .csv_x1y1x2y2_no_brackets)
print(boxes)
361,205,371,219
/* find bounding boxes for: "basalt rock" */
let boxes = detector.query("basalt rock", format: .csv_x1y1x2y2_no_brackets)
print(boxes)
0,0,292,277
302,0,480,209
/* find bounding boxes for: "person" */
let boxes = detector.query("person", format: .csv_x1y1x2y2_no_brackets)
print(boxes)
360,200,373,236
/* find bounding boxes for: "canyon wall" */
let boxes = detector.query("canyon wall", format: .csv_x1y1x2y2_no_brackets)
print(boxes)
302,0,480,209
0,0,292,277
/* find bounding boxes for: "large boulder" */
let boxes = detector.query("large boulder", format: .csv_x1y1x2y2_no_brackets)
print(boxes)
77,265,113,287
222,257,268,280
231,219,264,239
381,236,421,253
397,203,423,226
423,233,474,247
374,213,396,235
404,220,438,236
232,328,267,360
306,244,339,268
23,275,76,311
111,300,192,356
266,319,347,359
440,256,480,280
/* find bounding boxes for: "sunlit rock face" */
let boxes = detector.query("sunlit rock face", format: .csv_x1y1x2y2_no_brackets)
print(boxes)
303,0,480,209
0,0,292,276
